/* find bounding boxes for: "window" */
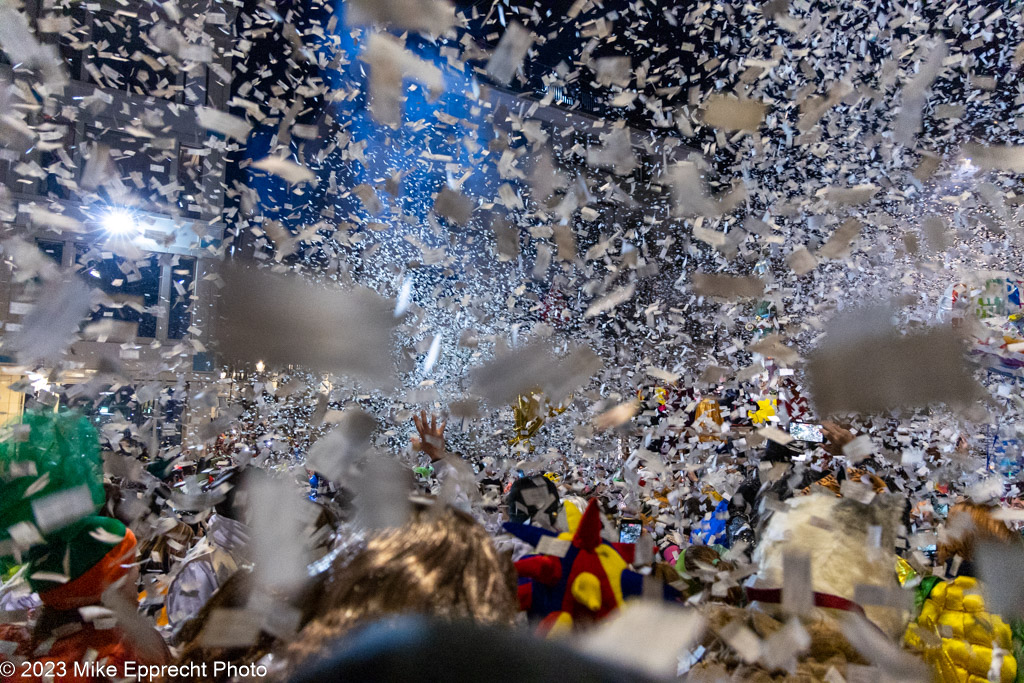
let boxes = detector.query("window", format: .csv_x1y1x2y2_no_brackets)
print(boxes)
85,11,183,101
167,256,196,340
160,394,184,447
177,146,204,219
77,248,160,339
183,66,209,107
36,240,64,265
54,6,89,82
36,120,75,199
83,124,173,210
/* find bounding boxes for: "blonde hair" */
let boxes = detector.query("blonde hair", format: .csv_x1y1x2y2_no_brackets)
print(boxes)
282,506,517,672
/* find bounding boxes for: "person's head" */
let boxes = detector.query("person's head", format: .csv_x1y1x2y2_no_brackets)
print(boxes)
283,505,517,672
681,544,743,604
289,616,660,683
506,474,560,526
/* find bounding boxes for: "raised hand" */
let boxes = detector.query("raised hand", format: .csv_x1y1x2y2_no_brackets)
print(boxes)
822,420,855,455
412,410,447,462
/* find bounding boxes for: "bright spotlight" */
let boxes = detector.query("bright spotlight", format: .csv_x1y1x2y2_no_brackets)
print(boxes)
102,210,138,235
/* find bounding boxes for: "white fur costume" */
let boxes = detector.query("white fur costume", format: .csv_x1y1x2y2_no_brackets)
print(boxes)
752,493,908,638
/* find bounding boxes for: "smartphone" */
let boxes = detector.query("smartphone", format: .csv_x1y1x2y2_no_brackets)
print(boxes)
789,422,824,443
619,519,642,544
920,544,937,562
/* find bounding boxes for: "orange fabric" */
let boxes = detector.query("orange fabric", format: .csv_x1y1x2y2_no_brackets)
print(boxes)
0,624,31,683
800,469,887,497
695,399,725,442
8,624,162,683
0,624,30,653
38,529,137,610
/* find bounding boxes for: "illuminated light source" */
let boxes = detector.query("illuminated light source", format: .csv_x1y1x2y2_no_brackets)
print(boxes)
255,360,265,372
102,209,139,235
26,372,49,392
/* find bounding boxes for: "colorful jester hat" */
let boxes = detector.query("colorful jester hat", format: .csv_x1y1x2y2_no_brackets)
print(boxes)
0,410,137,608
504,499,679,636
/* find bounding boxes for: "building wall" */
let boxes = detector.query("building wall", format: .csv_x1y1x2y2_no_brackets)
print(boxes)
0,370,26,426
0,0,239,439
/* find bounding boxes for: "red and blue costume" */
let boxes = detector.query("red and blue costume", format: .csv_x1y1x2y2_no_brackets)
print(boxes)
504,499,679,634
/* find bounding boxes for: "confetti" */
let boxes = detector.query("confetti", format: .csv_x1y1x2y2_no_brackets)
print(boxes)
2,275,94,365
361,32,444,128
486,22,533,86
469,342,601,405
817,218,863,260
703,94,768,131
692,273,766,300
197,107,252,142
434,186,474,226
962,144,1024,172
31,485,95,534
251,156,315,184
585,283,636,318
196,608,264,648
577,603,705,678
214,265,398,387
1,0,1023,676
808,318,983,416
346,0,456,36
593,400,640,431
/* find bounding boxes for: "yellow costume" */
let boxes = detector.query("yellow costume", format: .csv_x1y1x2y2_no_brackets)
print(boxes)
694,398,725,442
748,397,776,426
904,576,1017,683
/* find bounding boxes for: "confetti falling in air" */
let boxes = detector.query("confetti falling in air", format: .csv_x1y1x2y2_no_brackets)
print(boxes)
0,0,1023,677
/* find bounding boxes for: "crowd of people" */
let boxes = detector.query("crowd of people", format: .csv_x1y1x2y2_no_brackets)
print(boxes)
0,0,1020,678
0,385,1022,683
